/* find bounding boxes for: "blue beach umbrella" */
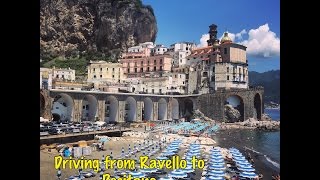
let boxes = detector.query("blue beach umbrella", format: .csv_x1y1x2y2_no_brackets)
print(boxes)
168,170,188,178
238,167,256,172
140,168,158,173
210,148,221,153
206,176,225,180
233,156,246,161
207,169,225,177
236,161,252,167
208,163,226,170
181,165,194,173
209,157,224,163
130,171,145,178
239,171,257,179
159,177,174,180
231,153,244,157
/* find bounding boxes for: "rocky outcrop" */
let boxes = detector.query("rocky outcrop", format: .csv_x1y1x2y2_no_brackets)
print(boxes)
224,105,241,122
40,0,157,60
239,118,280,130
193,109,216,122
261,113,273,121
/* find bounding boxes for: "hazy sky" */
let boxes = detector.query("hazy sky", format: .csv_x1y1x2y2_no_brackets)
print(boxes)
142,0,280,72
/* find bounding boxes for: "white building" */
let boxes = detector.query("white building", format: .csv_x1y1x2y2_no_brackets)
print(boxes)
40,68,53,89
53,67,76,81
169,42,196,67
152,44,168,55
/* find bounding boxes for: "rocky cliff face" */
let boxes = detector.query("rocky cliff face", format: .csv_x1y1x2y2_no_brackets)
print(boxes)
40,0,157,60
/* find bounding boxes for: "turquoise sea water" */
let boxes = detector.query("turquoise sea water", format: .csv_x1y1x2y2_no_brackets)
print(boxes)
214,108,280,171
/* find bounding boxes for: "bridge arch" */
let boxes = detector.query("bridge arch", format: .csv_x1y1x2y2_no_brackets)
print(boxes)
143,97,153,121
254,93,262,120
125,96,136,122
225,95,244,122
51,93,74,122
158,98,167,120
81,95,98,121
172,98,179,120
183,98,194,121
105,96,118,123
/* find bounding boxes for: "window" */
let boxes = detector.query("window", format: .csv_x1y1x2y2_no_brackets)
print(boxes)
180,60,182,63
211,76,215,81
157,48,160,51
100,75,102,78
140,68,143,72
147,60,149,65
152,89,154,94
107,68,108,71
100,68,102,71
93,68,95,72
93,75,96,78
127,68,130,73
160,59,162,64
233,76,236,81
154,66,156,71
227,76,229,80
224,48,227,54
159,89,162,94
147,67,150,72
183,81,185,84
227,67,229,73
180,75,181,78
160,66,162,71
186,47,188,50
203,72,208,77
127,63,130,67
56,75,59,78
146,89,148,93
135,68,137,73
113,68,115,72
141,61,143,65
135,62,137,66
207,55,210,57
175,75,177,78
62,75,64,78
239,68,241,74
154,60,156,64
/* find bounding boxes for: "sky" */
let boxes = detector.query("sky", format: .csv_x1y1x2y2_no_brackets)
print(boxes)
142,0,280,72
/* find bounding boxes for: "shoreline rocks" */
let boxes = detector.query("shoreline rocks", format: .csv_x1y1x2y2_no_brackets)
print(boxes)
219,118,280,131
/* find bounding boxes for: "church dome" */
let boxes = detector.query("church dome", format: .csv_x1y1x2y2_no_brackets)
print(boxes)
221,32,232,44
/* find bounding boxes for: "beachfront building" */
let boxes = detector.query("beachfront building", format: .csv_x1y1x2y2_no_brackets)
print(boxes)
52,67,76,81
40,68,53,89
87,61,126,84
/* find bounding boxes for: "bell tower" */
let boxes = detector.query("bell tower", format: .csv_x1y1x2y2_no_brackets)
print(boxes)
207,24,219,46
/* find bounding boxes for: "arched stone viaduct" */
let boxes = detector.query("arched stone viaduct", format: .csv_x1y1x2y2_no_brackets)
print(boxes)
40,87,263,123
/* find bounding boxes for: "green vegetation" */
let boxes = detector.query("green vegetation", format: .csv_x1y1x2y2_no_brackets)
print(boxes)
249,70,280,104
42,57,88,76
